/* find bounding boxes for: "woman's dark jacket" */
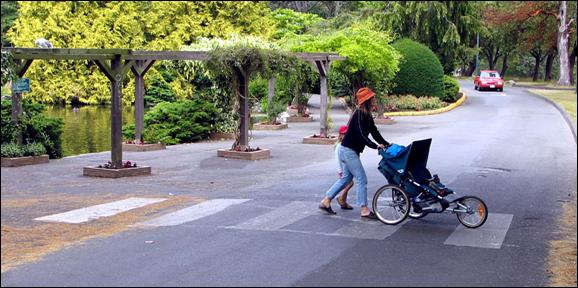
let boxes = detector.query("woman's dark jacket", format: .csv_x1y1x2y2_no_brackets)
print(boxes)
341,109,389,154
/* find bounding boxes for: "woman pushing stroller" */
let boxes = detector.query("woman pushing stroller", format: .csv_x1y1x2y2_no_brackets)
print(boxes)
319,87,390,220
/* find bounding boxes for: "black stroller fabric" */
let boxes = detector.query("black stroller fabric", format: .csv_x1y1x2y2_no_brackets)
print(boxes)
378,139,433,197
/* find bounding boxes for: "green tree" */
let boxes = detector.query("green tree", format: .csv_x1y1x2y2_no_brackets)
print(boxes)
285,26,400,106
1,1,18,47
6,1,274,105
270,8,323,39
377,1,482,74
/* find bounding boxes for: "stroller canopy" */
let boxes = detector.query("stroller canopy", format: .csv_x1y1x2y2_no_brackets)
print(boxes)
379,138,432,185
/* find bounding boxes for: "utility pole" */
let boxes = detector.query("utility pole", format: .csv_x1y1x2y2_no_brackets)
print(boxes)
475,32,480,76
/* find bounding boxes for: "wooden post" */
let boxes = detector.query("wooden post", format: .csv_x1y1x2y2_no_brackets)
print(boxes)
268,76,275,111
94,56,133,168
315,60,331,138
110,56,123,168
10,59,34,145
236,68,249,148
134,73,144,142
131,59,155,142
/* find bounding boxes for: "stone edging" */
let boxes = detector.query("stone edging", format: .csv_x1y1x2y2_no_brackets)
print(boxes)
383,92,468,117
526,90,577,144
338,93,468,117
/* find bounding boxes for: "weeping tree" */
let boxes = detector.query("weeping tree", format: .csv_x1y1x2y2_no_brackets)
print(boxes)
206,43,301,151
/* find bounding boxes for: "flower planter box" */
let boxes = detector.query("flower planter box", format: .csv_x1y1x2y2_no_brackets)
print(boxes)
1,154,49,167
286,107,299,116
252,123,288,130
83,165,151,178
302,135,338,145
217,148,271,160
210,132,236,141
374,117,396,125
287,115,313,123
122,143,166,152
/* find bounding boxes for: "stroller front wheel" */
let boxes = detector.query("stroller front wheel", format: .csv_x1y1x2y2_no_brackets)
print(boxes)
455,196,488,228
372,185,410,225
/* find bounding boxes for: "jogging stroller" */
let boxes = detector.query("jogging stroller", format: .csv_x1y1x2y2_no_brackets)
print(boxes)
372,138,488,228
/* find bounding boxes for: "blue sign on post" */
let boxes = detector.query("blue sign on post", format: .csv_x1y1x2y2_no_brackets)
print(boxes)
12,78,30,93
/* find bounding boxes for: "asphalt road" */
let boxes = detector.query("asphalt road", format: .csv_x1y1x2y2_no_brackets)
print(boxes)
1,80,576,286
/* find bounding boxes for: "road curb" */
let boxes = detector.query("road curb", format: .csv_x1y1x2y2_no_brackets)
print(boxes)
526,90,577,144
512,85,575,91
383,92,468,117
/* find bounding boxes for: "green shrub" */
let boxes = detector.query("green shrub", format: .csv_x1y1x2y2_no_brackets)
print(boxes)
392,39,444,99
382,95,446,112
144,73,177,107
23,142,47,156
1,99,64,158
249,76,268,108
442,75,460,102
122,99,219,145
1,142,23,158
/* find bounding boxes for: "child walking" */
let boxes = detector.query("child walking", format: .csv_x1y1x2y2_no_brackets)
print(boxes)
335,125,354,210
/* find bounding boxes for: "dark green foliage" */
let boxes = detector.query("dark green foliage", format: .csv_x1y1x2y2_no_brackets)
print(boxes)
441,75,460,102
329,69,350,97
1,99,64,158
392,39,444,98
123,99,219,145
249,76,268,106
1,1,18,47
144,73,177,107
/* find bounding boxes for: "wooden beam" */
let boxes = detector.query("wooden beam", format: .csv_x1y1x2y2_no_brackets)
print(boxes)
94,59,114,81
16,59,34,77
127,51,210,61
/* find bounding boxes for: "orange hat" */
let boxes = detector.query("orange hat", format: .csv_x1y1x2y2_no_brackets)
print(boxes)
356,87,375,105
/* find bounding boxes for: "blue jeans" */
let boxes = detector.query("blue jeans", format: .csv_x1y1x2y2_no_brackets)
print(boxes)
325,145,368,207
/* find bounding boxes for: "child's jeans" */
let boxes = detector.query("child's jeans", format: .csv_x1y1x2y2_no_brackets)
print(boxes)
325,145,368,207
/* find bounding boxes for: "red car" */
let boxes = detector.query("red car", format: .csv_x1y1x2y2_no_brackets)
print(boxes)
474,70,504,92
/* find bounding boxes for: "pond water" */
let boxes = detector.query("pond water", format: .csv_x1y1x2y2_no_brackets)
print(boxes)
43,105,136,157
43,105,267,157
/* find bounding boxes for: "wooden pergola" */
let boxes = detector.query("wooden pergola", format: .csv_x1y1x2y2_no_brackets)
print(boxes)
2,48,345,168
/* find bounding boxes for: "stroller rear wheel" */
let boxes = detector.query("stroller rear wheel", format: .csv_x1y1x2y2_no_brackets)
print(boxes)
456,196,488,228
372,185,410,225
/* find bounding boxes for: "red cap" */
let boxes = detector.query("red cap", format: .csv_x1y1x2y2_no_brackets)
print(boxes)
339,125,348,135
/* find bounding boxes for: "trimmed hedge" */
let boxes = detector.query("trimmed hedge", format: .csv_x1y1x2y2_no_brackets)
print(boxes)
382,95,446,112
123,99,218,145
392,39,444,99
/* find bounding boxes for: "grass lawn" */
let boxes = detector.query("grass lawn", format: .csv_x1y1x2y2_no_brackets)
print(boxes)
509,77,577,89
528,89,577,122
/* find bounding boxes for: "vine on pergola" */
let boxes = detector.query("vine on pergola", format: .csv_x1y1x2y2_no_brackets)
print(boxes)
206,44,303,150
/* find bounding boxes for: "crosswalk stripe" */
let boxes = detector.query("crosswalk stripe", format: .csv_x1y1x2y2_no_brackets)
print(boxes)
137,198,250,227
34,197,167,224
443,213,513,249
229,201,315,231
329,219,407,240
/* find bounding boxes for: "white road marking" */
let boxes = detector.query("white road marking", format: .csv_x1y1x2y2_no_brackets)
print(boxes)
444,213,513,249
34,197,167,224
137,198,250,227
229,201,315,231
